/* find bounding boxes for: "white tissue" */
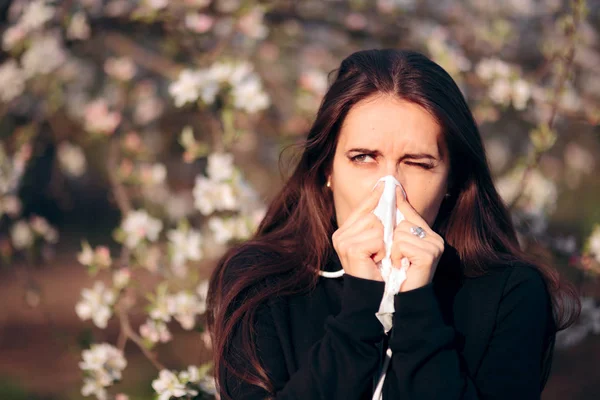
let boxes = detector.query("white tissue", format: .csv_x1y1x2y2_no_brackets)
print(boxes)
372,175,410,333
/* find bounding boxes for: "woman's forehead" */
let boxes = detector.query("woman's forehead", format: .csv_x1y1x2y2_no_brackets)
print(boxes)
337,96,444,156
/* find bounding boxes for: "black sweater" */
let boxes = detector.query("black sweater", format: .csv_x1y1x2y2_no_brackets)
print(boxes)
220,247,555,399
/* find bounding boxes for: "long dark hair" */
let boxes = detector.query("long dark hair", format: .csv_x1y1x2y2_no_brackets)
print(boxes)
206,49,580,398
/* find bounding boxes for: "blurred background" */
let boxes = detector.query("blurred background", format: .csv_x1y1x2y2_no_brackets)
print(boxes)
0,0,599,399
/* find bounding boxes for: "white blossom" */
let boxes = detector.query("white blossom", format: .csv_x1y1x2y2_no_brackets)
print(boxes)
78,242,95,266
168,69,203,107
511,79,531,110
207,152,235,182
104,57,136,81
0,143,30,194
10,220,33,249
169,61,270,113
209,61,236,82
94,246,112,269
81,345,126,381
208,214,254,244
197,73,220,104
234,214,252,239
208,216,236,244
0,60,25,102
146,0,169,10
140,318,172,344
75,281,116,329
198,375,218,395
178,365,201,383
67,11,91,40
149,291,172,322
57,142,87,177
20,1,55,32
564,142,594,174
113,268,131,289
196,280,209,303
120,209,163,249
139,163,167,186
185,12,214,33
2,25,27,51
299,69,328,96
168,291,205,330
238,6,269,39
164,191,195,221
152,369,197,400
231,75,270,113
193,175,238,215
134,95,164,125
475,58,512,81
79,343,127,399
29,215,59,243
84,99,122,135
588,225,600,264
167,227,203,271
556,297,600,348
21,34,66,78
496,167,557,214
489,78,512,107
81,377,107,400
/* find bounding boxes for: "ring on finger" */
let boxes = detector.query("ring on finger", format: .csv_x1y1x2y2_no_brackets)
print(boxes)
410,225,427,239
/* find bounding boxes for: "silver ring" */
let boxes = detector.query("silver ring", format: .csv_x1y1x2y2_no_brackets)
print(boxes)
410,226,426,239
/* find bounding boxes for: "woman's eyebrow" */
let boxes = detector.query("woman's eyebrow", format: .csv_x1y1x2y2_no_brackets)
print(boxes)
346,147,439,160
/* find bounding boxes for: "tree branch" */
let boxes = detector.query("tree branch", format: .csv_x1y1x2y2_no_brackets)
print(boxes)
507,0,585,210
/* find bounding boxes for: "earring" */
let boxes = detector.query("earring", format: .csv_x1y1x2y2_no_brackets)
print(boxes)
445,192,451,197
326,180,331,188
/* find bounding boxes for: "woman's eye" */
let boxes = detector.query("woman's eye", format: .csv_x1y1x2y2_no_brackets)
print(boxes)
406,162,434,170
350,154,374,163
350,155,433,169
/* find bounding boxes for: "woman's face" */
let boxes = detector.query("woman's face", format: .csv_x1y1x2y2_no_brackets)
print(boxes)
328,94,451,229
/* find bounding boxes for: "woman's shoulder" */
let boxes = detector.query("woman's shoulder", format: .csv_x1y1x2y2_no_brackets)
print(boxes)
457,261,551,317
490,261,549,300
464,260,547,292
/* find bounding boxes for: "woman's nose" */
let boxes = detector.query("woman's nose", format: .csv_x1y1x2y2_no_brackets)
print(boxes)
383,163,403,185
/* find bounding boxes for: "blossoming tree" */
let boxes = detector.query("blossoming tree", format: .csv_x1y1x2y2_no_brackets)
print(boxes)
0,0,598,399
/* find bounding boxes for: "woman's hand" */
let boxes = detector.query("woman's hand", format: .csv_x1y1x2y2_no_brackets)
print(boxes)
392,186,445,292
332,182,386,282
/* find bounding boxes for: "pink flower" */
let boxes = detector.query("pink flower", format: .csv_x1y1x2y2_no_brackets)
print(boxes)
123,132,143,153
104,57,137,81
185,13,214,33
84,99,121,135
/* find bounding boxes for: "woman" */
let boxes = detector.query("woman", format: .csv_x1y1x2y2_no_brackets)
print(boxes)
206,49,580,399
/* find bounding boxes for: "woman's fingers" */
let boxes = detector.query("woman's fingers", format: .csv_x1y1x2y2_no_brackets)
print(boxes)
395,186,431,233
340,181,384,229
390,239,440,270
340,213,382,238
345,233,386,264
333,222,386,281
394,219,444,248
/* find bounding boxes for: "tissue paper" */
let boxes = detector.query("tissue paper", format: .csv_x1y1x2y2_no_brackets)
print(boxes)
372,175,410,333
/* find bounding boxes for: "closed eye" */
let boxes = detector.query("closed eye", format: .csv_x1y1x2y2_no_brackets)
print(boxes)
405,162,434,170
